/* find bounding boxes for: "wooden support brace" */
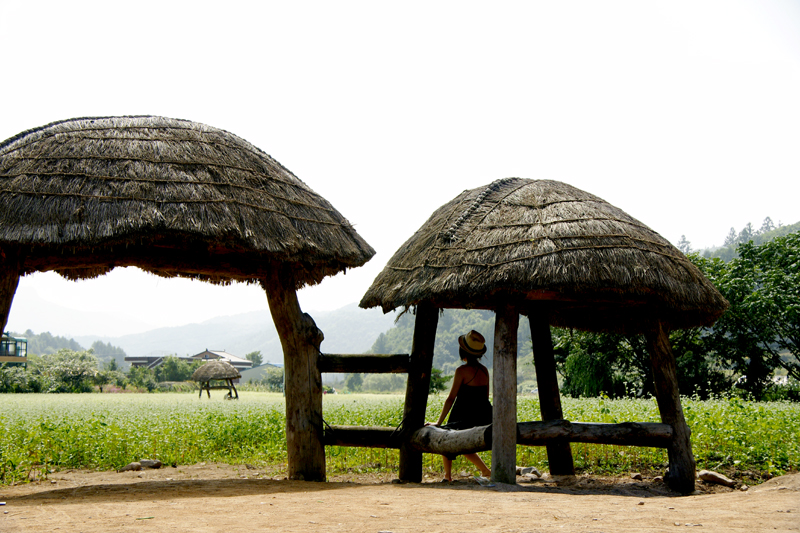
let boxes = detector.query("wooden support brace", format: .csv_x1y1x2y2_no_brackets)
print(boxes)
529,310,575,475
646,321,696,493
323,425,400,449
492,304,519,484
318,353,411,374
0,247,22,334
399,302,439,482
264,266,326,482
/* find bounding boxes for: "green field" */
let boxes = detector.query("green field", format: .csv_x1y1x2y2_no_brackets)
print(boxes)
1,392,798,485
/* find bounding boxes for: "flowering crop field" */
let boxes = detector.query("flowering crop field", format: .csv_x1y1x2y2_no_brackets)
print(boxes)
1,392,798,485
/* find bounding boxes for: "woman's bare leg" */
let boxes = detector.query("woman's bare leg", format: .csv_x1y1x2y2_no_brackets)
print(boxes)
464,453,491,477
442,456,453,481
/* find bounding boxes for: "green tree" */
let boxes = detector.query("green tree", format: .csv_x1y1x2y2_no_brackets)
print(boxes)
245,351,263,366
429,367,451,393
691,233,800,398
677,235,692,254
30,349,99,392
127,365,158,391
260,366,284,392
344,372,363,392
154,356,201,382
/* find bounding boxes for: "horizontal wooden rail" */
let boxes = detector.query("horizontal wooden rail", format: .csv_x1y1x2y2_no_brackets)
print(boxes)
517,420,673,448
318,353,411,374
323,420,674,454
323,425,401,449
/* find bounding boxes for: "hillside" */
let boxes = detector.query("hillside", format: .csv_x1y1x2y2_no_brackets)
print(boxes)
71,303,397,367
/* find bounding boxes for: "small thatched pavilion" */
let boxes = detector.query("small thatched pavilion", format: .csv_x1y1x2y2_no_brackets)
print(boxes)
360,178,728,492
192,360,242,399
0,116,375,481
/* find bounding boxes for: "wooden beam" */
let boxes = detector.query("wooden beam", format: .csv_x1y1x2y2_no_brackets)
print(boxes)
399,302,439,482
645,321,696,493
409,424,491,455
264,265,326,482
492,304,519,484
323,425,400,449
529,309,575,475
0,247,21,334
318,353,411,374
517,420,673,448
404,420,672,455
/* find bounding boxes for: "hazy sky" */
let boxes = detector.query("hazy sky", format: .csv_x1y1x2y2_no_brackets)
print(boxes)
2,1,799,336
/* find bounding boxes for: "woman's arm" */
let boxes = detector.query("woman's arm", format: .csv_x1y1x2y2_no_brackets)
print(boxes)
433,367,463,426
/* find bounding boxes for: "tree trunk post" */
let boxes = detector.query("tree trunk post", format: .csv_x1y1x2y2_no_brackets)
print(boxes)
399,302,439,482
529,310,575,475
492,304,519,484
0,247,21,334
263,265,326,482
645,321,696,493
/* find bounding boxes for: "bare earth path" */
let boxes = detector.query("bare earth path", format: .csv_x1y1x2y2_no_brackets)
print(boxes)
1,464,797,532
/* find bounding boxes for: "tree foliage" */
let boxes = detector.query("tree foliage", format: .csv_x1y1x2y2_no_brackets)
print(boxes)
245,350,263,366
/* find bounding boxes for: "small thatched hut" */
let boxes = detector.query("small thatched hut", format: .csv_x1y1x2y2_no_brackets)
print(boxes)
192,360,242,399
361,178,728,492
0,116,375,481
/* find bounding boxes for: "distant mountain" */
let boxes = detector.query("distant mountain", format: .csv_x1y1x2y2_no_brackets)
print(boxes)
73,303,398,366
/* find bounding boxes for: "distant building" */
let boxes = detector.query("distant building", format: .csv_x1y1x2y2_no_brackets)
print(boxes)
125,349,253,372
0,332,28,367
189,349,253,371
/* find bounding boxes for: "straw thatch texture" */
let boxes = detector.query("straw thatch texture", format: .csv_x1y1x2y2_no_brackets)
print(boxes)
192,360,241,382
361,178,727,333
0,116,374,286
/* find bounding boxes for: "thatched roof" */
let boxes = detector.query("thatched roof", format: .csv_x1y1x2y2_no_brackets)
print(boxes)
192,360,241,382
360,178,728,333
0,116,375,287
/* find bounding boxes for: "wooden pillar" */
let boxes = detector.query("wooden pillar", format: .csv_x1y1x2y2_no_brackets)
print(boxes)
492,304,519,484
263,266,325,481
529,310,575,475
645,321,696,493
0,247,21,334
399,302,439,482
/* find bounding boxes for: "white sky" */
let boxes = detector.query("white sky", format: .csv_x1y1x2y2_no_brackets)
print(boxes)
2,0,799,336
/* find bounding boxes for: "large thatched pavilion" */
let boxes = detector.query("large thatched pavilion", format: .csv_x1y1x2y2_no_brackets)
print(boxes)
0,116,375,481
360,178,728,492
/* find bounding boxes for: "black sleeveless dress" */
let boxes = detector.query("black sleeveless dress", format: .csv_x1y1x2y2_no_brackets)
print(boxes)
444,364,492,431
443,383,492,430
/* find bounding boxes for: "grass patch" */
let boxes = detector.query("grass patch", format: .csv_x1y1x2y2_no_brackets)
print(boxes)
0,392,797,485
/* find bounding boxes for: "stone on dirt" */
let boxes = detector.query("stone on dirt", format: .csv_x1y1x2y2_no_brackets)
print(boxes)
698,469,737,488
140,459,163,469
118,462,142,472
516,466,541,477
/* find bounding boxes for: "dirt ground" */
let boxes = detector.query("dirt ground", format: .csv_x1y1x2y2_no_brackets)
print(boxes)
1,464,797,533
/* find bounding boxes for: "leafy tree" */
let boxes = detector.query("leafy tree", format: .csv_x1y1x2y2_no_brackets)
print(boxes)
738,222,755,244
724,227,737,246
0,363,43,393
362,373,406,392
343,372,363,392
260,366,285,392
429,367,451,393
691,233,800,398
245,350,263,366
677,235,692,254
29,349,99,392
154,356,201,382
760,216,775,235
127,365,158,391
90,340,127,368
